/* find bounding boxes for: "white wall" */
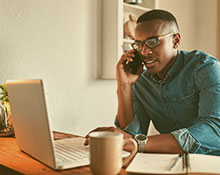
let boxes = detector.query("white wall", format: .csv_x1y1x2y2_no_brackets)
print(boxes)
196,0,218,57
0,0,219,136
0,0,117,136
159,0,219,58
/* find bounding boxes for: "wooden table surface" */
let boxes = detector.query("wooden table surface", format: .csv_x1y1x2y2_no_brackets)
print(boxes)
0,131,128,175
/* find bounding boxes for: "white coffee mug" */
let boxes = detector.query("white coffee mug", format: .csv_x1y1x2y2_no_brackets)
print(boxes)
89,131,137,175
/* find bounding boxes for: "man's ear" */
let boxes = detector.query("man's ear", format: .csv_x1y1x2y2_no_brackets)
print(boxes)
173,33,181,49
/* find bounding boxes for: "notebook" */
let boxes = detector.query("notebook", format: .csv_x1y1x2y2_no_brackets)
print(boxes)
6,79,89,170
127,153,220,175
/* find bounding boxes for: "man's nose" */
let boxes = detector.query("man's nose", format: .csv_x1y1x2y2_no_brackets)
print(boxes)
141,44,152,56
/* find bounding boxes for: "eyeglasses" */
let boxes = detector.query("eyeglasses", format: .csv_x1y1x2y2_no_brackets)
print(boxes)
131,32,174,51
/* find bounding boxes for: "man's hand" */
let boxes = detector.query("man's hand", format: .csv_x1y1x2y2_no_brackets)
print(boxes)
116,50,143,87
84,127,136,152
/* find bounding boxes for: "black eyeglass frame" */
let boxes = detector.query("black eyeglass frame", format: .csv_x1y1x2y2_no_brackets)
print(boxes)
131,32,175,51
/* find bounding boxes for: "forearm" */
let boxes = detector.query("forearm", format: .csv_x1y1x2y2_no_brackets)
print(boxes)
145,134,184,154
117,84,134,129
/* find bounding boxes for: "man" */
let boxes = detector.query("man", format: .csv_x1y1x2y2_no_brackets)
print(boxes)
86,9,220,155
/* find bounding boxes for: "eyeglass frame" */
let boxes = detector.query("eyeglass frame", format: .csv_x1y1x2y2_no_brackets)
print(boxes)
131,32,175,51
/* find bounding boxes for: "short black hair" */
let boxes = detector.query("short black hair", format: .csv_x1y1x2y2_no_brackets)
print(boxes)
137,9,179,30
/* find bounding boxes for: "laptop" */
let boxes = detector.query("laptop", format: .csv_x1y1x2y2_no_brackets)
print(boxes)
6,79,89,170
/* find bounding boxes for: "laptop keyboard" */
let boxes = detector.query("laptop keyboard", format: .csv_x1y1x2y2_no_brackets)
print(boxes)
54,137,130,165
54,140,89,163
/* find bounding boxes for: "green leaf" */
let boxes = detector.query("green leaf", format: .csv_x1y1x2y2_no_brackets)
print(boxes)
0,83,9,104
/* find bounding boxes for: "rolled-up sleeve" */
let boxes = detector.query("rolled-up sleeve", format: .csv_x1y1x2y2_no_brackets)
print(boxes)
171,128,201,152
172,59,220,155
115,115,141,135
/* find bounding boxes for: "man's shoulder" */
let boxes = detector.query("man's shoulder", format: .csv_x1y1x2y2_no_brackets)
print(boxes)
180,50,219,68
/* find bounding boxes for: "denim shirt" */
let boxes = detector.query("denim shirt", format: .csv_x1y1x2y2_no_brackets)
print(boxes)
115,50,220,155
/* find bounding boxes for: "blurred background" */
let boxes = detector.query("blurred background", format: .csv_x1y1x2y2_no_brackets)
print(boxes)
0,0,219,136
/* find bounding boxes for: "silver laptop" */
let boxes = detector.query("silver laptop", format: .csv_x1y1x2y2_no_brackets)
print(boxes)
6,79,89,170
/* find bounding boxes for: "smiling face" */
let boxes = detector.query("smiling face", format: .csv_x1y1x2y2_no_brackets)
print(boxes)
135,19,180,80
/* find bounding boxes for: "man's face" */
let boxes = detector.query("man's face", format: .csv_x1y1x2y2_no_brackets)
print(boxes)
134,19,179,79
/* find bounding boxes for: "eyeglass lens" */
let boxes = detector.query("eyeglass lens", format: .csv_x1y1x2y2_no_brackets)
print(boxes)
132,37,159,51
132,33,174,51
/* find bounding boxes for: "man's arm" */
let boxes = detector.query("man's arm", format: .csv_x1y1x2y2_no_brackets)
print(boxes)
145,134,184,153
141,60,220,154
116,50,142,128
117,84,134,128
170,60,220,155
115,50,184,154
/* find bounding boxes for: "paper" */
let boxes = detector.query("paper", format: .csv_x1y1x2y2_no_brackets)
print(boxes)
126,153,220,175
190,154,220,174
127,153,184,174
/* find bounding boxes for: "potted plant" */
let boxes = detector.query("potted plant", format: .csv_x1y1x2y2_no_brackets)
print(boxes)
0,83,14,136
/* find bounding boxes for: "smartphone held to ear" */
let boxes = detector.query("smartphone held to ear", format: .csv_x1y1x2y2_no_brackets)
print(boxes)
124,50,143,74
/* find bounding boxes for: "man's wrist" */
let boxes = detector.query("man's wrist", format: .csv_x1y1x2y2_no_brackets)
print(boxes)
134,134,148,153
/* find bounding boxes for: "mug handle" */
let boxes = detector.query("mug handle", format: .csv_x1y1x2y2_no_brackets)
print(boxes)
122,138,138,166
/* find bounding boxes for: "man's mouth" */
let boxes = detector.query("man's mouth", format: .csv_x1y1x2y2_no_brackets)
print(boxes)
143,58,157,65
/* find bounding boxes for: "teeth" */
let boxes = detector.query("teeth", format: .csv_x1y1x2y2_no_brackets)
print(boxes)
146,60,156,64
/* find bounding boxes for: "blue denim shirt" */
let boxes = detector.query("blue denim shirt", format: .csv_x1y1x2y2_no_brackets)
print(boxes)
115,50,220,155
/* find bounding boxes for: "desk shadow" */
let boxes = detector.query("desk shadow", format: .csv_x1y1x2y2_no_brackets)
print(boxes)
0,164,24,175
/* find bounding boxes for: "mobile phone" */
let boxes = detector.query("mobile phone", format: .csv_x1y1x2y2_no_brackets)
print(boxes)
125,50,143,74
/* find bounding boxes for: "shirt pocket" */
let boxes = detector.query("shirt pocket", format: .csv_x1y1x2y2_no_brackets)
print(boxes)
173,91,199,124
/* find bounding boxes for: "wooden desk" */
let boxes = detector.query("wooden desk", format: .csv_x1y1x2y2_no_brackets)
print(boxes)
0,131,127,175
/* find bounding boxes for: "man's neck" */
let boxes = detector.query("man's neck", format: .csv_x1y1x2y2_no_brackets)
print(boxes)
156,54,177,80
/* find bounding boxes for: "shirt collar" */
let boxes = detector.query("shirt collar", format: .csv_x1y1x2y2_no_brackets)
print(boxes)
166,50,184,79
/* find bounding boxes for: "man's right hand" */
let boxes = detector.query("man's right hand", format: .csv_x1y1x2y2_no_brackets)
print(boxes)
116,49,143,87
